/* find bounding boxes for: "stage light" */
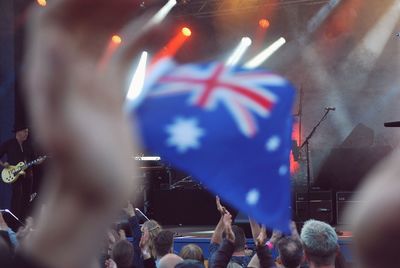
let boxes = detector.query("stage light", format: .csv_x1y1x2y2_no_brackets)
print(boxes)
225,37,252,67
242,37,252,46
134,156,161,161
259,19,270,29
244,37,286,69
151,27,191,64
97,35,123,70
111,35,122,44
149,0,177,25
37,0,46,7
181,27,192,37
126,51,148,101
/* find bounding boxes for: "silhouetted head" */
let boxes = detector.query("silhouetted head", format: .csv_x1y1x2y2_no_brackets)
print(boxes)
300,220,338,267
277,237,304,268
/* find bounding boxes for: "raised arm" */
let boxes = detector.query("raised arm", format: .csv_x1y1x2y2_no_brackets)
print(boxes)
123,202,143,268
247,226,275,268
289,221,300,240
249,217,261,243
210,212,236,268
210,196,227,245
255,226,275,268
123,202,141,244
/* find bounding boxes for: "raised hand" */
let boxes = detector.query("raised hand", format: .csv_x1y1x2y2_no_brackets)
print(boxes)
256,225,267,247
105,258,118,268
24,0,143,203
119,229,127,240
16,217,35,243
222,212,235,243
216,196,227,215
20,1,172,268
290,221,300,240
123,202,135,218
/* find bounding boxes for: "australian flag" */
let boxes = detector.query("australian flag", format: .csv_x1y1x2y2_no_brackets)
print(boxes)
129,58,295,232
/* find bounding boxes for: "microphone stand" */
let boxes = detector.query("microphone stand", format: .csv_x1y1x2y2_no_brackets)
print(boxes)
300,108,332,219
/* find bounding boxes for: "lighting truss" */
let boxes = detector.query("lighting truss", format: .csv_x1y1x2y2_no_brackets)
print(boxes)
174,0,331,18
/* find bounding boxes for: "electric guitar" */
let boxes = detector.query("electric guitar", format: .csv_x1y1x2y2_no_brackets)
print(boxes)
1,156,47,184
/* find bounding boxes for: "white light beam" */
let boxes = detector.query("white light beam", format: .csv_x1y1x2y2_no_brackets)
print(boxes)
126,51,148,101
225,37,252,67
148,0,177,26
244,37,286,69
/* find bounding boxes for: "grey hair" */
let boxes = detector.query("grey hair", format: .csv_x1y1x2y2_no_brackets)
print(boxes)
300,220,338,265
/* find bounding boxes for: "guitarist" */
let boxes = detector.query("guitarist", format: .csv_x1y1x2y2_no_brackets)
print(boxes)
0,124,37,221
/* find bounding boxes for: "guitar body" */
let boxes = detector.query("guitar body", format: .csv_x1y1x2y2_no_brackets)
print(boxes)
1,162,26,183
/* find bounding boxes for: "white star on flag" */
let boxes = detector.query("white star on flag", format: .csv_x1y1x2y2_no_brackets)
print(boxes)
246,188,260,205
165,117,205,153
279,165,288,176
265,135,281,152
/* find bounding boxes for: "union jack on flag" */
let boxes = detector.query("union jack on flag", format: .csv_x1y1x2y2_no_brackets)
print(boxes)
131,58,295,232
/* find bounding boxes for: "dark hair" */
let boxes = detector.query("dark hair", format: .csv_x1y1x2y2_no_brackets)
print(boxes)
111,240,134,268
154,230,174,257
231,225,246,252
277,237,303,268
175,259,205,268
179,244,204,263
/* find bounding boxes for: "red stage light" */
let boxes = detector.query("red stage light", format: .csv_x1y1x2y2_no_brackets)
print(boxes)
37,0,47,7
181,27,192,37
258,19,270,29
111,35,122,44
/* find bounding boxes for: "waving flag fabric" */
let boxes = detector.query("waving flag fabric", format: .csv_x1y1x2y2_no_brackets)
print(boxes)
130,59,295,232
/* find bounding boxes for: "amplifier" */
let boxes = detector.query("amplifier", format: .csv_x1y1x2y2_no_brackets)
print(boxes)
296,191,332,201
295,191,333,224
336,191,361,225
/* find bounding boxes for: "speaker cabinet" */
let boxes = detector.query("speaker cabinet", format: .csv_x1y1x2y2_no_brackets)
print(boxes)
295,191,333,224
336,191,361,225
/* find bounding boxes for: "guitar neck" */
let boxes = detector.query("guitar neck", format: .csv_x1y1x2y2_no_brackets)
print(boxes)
23,157,45,170
24,162,35,170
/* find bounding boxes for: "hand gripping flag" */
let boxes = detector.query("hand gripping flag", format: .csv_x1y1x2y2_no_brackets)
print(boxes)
129,58,295,232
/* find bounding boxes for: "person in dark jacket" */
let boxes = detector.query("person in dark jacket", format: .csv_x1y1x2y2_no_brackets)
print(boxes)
0,125,38,221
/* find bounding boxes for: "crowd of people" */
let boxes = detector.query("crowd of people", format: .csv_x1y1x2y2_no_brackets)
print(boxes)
0,193,350,268
0,0,399,267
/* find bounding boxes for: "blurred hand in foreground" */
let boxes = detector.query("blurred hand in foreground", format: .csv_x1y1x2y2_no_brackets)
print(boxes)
21,1,171,268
